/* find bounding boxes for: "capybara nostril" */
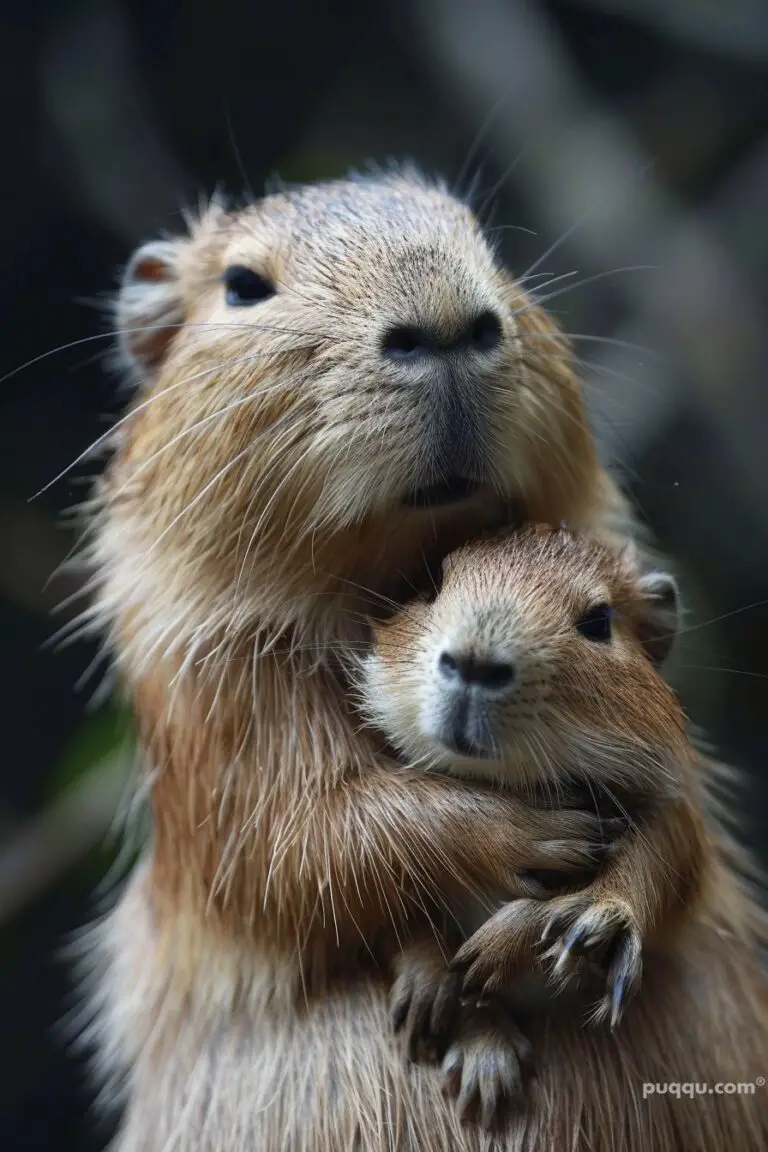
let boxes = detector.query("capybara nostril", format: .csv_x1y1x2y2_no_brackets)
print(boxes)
438,650,515,690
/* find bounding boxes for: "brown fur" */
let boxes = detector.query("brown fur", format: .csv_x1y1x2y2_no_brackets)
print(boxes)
79,166,721,1151
358,526,768,1148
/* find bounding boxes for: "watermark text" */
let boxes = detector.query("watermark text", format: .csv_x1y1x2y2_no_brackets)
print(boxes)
642,1078,764,1100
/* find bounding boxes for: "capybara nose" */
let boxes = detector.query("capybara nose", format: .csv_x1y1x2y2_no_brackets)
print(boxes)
438,650,515,691
381,310,503,362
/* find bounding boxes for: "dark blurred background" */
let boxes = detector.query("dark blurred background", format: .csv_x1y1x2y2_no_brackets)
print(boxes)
1,1,767,1147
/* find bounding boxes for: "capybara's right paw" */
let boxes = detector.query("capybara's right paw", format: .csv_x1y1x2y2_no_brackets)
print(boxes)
541,893,643,1028
441,1003,533,1131
390,942,463,1063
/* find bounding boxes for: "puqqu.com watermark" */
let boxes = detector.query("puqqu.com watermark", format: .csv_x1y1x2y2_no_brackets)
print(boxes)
643,1077,765,1100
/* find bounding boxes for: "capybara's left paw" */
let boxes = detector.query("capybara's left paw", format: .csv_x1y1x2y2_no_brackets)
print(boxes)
390,943,463,1063
441,1004,534,1131
449,898,548,999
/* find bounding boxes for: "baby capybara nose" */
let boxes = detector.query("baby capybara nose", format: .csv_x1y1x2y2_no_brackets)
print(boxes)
437,650,515,691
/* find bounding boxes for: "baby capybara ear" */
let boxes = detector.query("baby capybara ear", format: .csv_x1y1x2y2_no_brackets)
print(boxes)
635,570,680,666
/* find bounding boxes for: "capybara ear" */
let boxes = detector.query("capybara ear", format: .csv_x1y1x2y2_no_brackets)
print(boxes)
115,238,185,380
636,570,680,666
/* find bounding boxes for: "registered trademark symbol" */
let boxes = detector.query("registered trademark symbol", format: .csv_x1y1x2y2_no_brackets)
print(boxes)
756,1076,765,1087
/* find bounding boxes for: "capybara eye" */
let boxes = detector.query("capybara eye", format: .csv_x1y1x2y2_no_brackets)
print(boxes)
576,603,613,642
223,265,276,306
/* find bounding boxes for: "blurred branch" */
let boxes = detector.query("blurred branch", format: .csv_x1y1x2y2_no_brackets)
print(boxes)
575,0,768,63
0,752,129,926
40,0,188,243
0,494,85,621
409,0,768,558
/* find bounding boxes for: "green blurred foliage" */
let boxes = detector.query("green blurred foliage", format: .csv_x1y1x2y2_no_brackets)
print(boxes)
46,705,134,807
